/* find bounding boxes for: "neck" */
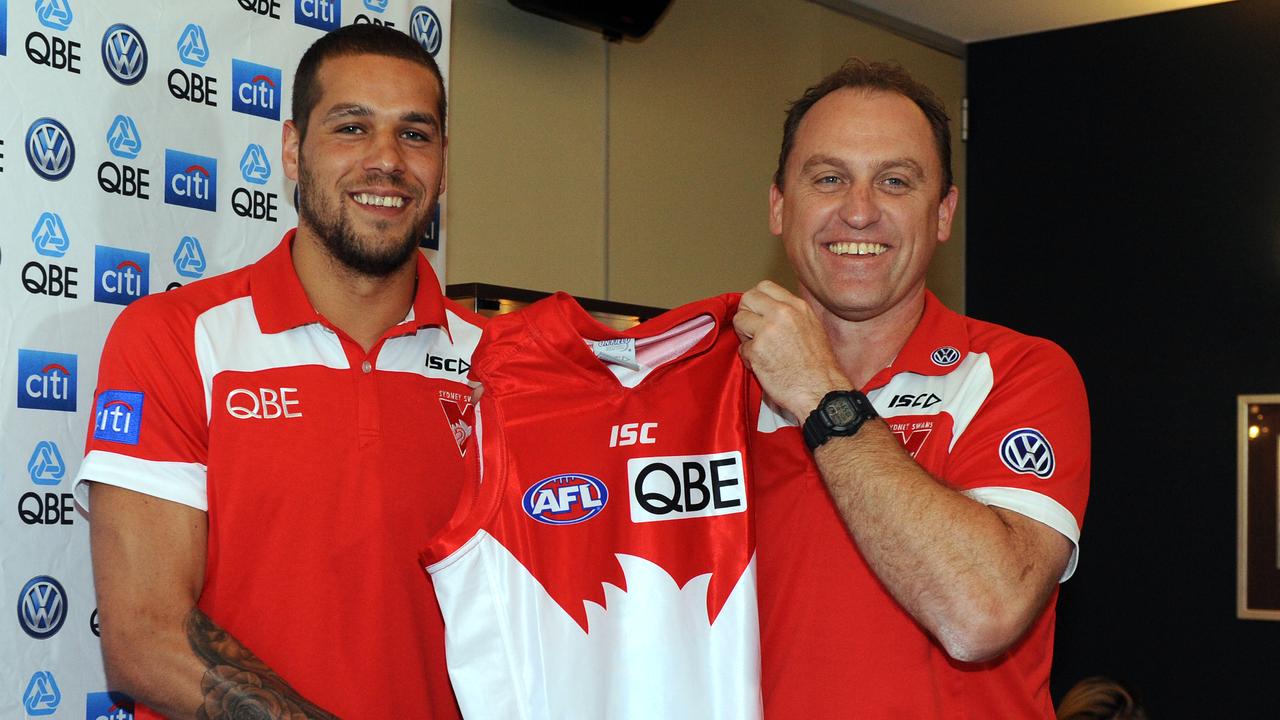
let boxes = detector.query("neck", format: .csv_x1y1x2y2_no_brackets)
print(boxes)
290,227,417,353
807,288,927,389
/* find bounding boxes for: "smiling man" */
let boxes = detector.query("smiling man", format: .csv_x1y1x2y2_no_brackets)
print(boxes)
735,60,1090,717
76,25,479,719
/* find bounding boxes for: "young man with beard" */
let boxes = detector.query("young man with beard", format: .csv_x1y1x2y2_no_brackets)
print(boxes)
76,25,480,719
734,60,1089,717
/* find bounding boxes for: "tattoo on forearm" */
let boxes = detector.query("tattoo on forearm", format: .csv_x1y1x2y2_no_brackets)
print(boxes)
185,609,340,720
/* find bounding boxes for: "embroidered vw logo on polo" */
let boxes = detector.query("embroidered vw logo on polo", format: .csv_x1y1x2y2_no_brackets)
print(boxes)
999,428,1055,479
930,346,961,367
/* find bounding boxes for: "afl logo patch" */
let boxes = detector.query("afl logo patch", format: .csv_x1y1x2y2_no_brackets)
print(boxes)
930,346,961,366
999,428,1055,479
523,474,608,525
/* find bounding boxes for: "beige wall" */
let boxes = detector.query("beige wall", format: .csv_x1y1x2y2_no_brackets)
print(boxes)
447,0,966,311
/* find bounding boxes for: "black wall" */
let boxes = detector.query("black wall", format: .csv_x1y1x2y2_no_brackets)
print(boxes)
967,2,1280,716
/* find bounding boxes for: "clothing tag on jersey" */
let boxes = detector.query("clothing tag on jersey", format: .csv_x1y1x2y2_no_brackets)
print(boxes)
586,338,639,370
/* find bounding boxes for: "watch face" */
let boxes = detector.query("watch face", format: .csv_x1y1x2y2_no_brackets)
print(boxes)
826,396,859,426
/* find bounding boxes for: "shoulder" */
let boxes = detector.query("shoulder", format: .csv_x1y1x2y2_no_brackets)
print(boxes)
106,265,254,345
961,314,1081,382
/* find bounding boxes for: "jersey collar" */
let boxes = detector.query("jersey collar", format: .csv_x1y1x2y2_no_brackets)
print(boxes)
865,290,970,389
250,229,450,336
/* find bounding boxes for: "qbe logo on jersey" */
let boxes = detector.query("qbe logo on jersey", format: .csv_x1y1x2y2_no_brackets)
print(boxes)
232,59,282,120
17,575,67,639
165,149,217,211
523,474,608,525
628,450,746,522
17,349,76,411
95,245,149,305
101,23,147,84
86,692,135,720
296,0,340,31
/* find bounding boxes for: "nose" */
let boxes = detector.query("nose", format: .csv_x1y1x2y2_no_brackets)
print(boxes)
364,128,405,175
838,182,881,229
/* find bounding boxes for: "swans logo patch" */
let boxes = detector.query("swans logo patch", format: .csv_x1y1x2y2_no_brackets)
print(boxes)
438,392,474,456
523,474,608,525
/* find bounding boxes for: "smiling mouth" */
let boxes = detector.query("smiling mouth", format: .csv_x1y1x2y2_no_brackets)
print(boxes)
351,192,405,208
828,241,887,256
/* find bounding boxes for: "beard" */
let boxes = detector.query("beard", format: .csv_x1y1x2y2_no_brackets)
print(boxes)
295,157,430,278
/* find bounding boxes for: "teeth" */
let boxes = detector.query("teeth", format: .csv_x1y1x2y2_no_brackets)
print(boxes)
829,241,887,256
353,193,405,208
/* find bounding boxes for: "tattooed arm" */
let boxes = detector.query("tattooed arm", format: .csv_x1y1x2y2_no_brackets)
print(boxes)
88,483,338,720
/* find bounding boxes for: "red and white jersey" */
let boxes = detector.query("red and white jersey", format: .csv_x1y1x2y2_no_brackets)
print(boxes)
422,292,760,720
755,291,1090,719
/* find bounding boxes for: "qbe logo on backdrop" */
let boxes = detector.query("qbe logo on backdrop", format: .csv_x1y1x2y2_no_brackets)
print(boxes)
94,245,149,305
354,0,395,27
239,0,281,20
165,149,217,211
234,143,278,222
101,23,146,84
231,59,282,120
20,440,76,527
24,212,80,299
169,23,218,107
26,0,80,74
23,671,61,716
26,117,74,181
169,235,207,289
86,692,136,720
411,5,443,56
100,114,151,200
296,0,340,31
18,575,67,639
17,349,76,412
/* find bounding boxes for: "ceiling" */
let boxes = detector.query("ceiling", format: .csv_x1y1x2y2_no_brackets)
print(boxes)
811,0,1235,56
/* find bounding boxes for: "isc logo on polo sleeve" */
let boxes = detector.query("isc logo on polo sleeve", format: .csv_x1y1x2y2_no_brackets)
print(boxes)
93,390,144,445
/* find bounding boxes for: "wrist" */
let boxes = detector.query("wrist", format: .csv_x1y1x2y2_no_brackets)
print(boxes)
802,390,878,451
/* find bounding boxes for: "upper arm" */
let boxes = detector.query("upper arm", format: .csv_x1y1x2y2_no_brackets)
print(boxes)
89,482,207,682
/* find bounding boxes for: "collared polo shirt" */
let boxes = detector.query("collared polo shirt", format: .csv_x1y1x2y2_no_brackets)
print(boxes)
77,230,482,719
754,291,1090,719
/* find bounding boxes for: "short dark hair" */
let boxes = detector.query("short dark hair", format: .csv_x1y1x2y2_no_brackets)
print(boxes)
291,24,446,139
775,58,952,199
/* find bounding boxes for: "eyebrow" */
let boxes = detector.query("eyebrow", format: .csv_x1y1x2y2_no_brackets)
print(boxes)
798,154,928,180
321,104,440,129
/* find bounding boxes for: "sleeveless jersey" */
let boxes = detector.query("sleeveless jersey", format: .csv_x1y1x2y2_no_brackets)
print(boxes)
421,292,760,720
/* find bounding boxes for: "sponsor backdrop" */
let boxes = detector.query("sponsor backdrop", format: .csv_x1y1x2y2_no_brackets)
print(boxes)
0,1,452,717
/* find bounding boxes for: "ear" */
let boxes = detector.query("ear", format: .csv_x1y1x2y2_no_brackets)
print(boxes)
282,120,301,183
438,136,448,197
769,184,785,237
936,185,959,243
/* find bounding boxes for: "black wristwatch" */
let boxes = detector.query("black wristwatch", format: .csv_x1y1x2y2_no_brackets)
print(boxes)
803,390,877,450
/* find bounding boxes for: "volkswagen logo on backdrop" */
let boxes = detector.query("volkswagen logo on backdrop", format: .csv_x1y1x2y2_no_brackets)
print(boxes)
411,5,442,55
17,575,68,639
101,23,147,84
25,118,74,181
999,428,1056,479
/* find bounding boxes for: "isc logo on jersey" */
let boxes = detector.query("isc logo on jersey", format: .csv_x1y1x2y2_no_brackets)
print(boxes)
93,389,144,445
95,245,149,305
523,474,608,525
628,451,746,523
165,149,217,212
17,349,76,412
26,0,80,74
296,0,341,31
99,114,151,200
232,59,281,120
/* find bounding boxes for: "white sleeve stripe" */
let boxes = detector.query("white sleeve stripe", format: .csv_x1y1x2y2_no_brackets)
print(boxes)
961,486,1081,583
74,450,208,512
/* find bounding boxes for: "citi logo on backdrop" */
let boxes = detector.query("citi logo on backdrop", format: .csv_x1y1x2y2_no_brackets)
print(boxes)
231,59,282,120
296,0,341,31
94,245,150,306
101,23,147,84
17,349,76,412
165,149,217,211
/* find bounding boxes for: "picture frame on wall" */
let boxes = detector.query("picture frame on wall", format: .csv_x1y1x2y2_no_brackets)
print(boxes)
1237,394,1280,620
